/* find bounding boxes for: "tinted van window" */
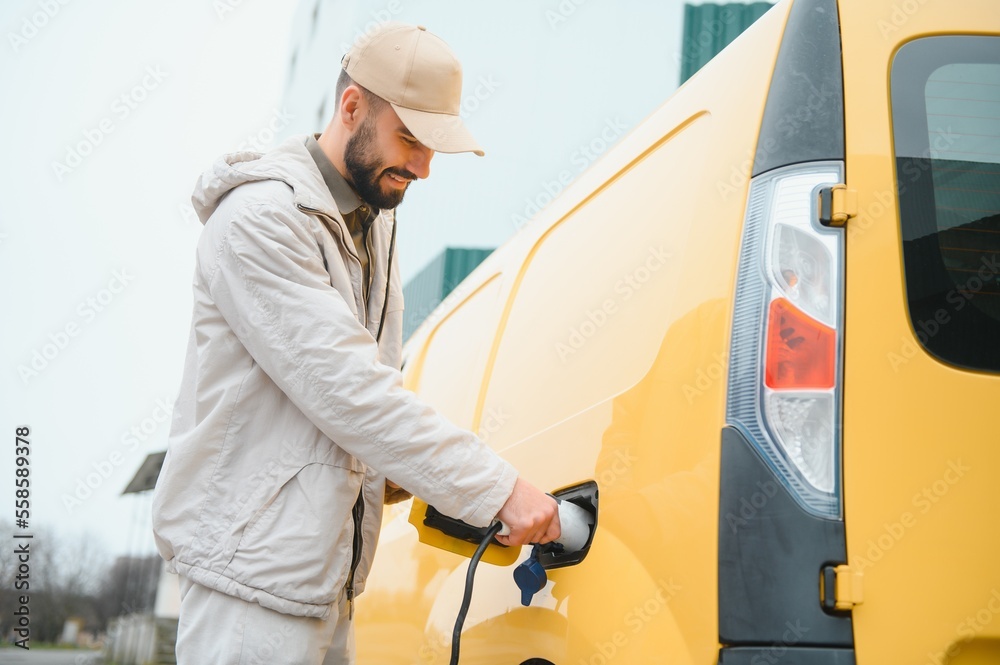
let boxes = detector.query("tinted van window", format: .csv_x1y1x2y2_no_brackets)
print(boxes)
891,36,1000,372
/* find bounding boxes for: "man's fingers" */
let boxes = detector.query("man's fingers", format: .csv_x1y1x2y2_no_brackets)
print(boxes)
494,528,531,548
530,517,561,546
494,478,561,547
493,513,561,547
541,512,562,544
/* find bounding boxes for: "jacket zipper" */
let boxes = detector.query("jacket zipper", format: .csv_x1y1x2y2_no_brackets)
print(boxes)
298,203,375,618
363,215,376,316
345,487,365,619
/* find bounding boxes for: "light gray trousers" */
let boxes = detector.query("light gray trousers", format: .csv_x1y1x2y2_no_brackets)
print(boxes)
175,577,355,665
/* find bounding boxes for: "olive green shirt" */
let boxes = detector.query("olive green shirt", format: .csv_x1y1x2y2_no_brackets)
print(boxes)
305,134,378,301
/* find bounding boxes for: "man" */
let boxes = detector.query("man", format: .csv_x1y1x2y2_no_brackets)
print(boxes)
152,22,559,664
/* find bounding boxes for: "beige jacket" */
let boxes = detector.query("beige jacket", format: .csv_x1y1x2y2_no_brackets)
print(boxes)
152,135,517,619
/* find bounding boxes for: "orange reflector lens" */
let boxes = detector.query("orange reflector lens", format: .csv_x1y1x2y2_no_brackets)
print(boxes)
765,298,836,390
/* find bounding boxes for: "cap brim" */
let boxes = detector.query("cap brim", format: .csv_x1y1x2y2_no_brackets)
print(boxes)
391,103,485,156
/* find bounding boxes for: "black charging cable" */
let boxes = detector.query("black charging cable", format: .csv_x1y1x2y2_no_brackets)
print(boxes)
450,521,504,665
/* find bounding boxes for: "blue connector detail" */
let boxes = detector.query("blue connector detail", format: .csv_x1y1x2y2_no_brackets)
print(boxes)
513,552,547,606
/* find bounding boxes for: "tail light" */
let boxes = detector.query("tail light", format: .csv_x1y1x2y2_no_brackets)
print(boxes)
726,162,845,518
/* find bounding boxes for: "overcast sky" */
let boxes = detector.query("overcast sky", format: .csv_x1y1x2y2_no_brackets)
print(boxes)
0,0,695,561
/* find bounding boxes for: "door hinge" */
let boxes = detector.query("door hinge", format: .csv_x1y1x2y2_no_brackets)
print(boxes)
818,184,857,227
821,564,864,611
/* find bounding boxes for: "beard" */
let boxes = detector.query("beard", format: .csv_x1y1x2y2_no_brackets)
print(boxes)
344,114,415,210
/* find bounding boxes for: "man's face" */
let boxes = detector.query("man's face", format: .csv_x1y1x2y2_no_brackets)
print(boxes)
344,100,433,210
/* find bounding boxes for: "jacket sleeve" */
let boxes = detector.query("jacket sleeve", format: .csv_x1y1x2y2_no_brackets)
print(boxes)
204,201,517,527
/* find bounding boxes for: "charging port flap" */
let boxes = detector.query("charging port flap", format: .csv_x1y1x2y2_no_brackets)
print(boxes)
538,482,598,569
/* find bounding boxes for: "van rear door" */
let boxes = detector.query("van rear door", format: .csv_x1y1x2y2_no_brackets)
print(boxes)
841,3,1000,662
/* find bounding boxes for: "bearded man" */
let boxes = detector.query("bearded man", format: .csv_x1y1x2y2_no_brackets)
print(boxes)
152,22,559,665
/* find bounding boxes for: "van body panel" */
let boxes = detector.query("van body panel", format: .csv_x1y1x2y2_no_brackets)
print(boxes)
839,1,1000,662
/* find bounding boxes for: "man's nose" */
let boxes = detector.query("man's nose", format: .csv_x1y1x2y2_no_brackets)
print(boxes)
407,145,433,180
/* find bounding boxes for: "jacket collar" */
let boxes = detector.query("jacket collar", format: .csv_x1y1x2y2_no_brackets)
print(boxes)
246,135,344,220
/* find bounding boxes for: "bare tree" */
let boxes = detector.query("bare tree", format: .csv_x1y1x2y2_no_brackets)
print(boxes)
0,521,122,643
95,554,160,624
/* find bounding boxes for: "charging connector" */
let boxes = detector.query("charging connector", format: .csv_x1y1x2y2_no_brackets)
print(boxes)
435,481,599,663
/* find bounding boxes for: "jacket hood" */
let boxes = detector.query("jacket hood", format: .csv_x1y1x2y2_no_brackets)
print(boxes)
191,134,340,225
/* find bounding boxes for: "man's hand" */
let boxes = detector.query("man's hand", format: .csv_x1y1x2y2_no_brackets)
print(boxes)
494,477,560,547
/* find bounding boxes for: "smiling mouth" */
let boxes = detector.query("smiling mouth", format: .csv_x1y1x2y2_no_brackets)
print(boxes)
385,172,411,187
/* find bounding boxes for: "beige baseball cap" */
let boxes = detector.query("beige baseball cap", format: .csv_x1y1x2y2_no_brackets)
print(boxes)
342,22,484,156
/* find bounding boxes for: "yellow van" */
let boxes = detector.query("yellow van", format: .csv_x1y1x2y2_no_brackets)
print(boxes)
355,0,1000,662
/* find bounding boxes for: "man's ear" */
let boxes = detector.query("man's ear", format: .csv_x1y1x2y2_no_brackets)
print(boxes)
339,85,364,129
